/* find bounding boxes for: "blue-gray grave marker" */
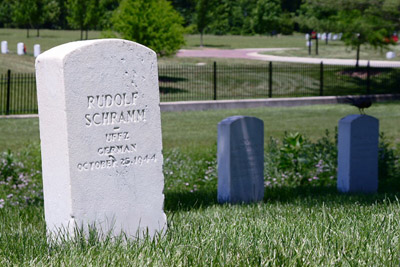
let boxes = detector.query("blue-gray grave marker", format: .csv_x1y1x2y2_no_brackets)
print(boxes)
337,115,379,193
217,116,264,203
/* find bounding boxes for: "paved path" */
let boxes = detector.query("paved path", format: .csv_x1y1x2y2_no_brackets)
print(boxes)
177,48,400,67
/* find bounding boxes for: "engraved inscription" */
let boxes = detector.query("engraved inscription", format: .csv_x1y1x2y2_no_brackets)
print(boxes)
77,89,157,172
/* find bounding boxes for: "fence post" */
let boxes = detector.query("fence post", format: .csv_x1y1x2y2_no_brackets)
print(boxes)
268,62,272,98
366,61,370,94
6,69,11,115
319,62,323,96
213,61,217,100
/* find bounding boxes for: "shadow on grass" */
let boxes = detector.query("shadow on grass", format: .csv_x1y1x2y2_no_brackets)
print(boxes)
159,86,188,95
159,76,187,83
165,184,400,212
202,44,230,48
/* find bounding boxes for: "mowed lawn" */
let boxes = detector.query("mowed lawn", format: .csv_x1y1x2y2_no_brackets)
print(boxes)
0,103,400,265
2,102,400,152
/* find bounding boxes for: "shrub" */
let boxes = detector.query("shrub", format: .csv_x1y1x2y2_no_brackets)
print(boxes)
0,146,43,208
111,0,185,56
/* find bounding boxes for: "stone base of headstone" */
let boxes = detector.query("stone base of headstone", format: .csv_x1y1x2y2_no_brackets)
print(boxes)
217,116,264,204
337,114,379,193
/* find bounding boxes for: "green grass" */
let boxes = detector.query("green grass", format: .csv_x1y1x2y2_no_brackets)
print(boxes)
1,191,400,265
183,33,307,49
2,103,400,152
0,29,102,73
1,104,400,265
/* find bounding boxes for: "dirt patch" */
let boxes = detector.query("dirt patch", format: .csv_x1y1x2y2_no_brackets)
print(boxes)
338,70,382,79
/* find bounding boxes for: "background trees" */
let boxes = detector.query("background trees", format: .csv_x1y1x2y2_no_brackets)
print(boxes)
111,0,185,56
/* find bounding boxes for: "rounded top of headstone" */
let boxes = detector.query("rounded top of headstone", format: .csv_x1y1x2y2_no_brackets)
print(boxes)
35,39,156,66
339,114,379,124
219,116,263,126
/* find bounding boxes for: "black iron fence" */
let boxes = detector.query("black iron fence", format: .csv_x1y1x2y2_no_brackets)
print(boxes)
1,62,400,115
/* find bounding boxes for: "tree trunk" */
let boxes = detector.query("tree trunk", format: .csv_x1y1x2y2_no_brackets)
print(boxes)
37,28,40,37
356,44,360,68
200,31,203,47
85,29,88,40
26,28,30,38
80,29,83,40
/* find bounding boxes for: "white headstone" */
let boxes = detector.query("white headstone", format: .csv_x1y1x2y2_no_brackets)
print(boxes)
337,115,379,193
34,44,41,57
306,41,312,47
386,51,396,59
1,41,7,54
35,39,167,240
333,34,338,40
217,116,264,203
17,42,24,55
317,33,321,39
305,33,310,40
321,33,326,40
338,33,343,40
328,33,332,40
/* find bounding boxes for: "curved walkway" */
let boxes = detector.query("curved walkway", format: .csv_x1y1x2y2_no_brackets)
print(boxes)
177,48,400,67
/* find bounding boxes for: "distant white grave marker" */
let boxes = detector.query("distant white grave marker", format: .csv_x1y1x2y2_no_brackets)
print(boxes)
35,39,167,240
1,41,7,54
306,41,312,47
34,44,41,57
17,42,24,55
305,33,310,40
386,51,396,59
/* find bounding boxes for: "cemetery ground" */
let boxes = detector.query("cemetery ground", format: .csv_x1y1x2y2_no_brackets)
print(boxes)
1,103,400,265
2,29,400,73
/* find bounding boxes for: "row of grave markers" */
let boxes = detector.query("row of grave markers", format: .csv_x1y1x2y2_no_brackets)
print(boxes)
36,39,379,241
305,32,343,41
1,41,41,57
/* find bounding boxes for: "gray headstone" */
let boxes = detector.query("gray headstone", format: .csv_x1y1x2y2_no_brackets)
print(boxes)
217,116,264,203
35,39,167,240
337,115,379,193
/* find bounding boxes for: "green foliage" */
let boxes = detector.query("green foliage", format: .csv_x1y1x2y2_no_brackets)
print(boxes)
0,145,43,209
111,0,185,56
253,0,281,34
265,130,337,187
0,0,13,27
66,0,101,39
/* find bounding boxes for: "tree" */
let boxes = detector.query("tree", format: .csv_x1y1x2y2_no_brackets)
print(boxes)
12,0,52,38
196,0,213,46
66,0,98,39
0,0,13,27
253,0,281,35
295,0,338,44
112,0,185,56
336,8,393,67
